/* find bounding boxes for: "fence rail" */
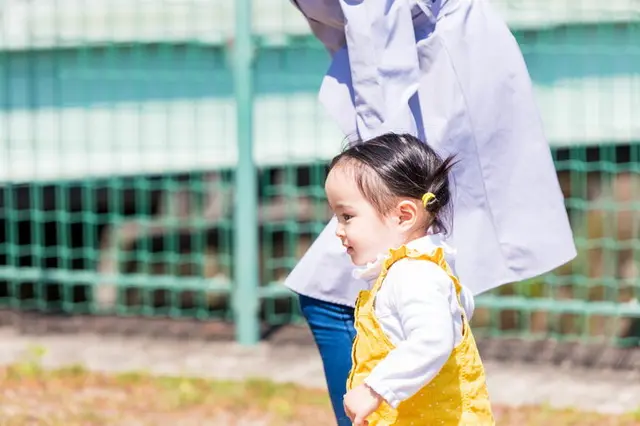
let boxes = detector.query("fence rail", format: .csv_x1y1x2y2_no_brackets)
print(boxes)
0,0,639,347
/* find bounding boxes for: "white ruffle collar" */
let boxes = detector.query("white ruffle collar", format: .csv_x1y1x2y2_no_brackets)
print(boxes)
352,233,457,285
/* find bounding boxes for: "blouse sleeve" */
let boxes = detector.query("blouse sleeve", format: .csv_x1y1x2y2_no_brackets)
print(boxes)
337,0,423,139
290,2,346,55
294,0,424,140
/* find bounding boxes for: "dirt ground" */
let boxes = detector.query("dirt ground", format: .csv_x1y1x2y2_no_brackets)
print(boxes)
1,364,640,426
0,326,639,425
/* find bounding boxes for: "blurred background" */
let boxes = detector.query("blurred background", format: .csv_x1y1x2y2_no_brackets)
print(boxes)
0,0,640,426
0,1,639,422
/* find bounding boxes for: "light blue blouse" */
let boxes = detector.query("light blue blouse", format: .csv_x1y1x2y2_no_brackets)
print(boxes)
285,0,577,306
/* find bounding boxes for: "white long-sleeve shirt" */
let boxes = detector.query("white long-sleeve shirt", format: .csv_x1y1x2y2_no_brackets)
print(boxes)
352,234,475,409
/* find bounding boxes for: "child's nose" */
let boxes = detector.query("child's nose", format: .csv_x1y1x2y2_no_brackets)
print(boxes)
335,224,345,238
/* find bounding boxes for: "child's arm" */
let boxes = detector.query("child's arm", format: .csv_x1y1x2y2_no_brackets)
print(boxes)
459,282,475,319
364,259,460,408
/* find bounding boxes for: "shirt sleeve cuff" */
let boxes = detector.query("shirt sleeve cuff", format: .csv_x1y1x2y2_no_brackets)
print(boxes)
364,377,402,409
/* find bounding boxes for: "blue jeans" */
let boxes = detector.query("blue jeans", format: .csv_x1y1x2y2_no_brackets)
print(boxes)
299,294,356,426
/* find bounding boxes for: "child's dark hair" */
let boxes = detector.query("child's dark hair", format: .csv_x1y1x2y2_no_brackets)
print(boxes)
328,133,456,235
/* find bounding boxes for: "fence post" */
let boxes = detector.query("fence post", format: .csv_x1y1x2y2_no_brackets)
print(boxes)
232,0,259,345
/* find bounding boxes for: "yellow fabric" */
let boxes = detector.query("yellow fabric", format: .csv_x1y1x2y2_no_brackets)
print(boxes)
346,245,495,425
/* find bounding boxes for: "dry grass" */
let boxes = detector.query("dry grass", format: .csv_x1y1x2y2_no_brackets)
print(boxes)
0,349,639,425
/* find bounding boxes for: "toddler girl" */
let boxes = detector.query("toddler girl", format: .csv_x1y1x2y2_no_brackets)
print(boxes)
324,133,494,425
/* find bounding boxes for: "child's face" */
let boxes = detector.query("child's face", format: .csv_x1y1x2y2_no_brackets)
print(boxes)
325,167,405,266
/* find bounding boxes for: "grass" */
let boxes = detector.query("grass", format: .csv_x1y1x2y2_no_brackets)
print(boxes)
0,349,639,425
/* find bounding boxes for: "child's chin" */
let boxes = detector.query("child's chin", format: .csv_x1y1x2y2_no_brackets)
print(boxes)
350,255,370,267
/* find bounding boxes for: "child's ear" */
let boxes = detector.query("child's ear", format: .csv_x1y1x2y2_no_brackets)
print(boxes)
397,200,419,228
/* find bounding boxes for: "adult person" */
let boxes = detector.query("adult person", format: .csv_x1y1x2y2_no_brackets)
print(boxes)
284,1,577,424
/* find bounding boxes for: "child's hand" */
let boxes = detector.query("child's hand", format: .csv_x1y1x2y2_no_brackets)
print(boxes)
343,384,383,426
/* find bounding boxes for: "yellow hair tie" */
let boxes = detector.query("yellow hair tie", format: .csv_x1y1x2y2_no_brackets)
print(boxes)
422,192,436,207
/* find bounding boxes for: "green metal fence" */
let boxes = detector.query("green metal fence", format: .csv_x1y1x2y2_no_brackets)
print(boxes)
0,0,639,347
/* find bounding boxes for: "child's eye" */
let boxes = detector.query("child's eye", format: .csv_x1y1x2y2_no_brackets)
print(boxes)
342,214,353,221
